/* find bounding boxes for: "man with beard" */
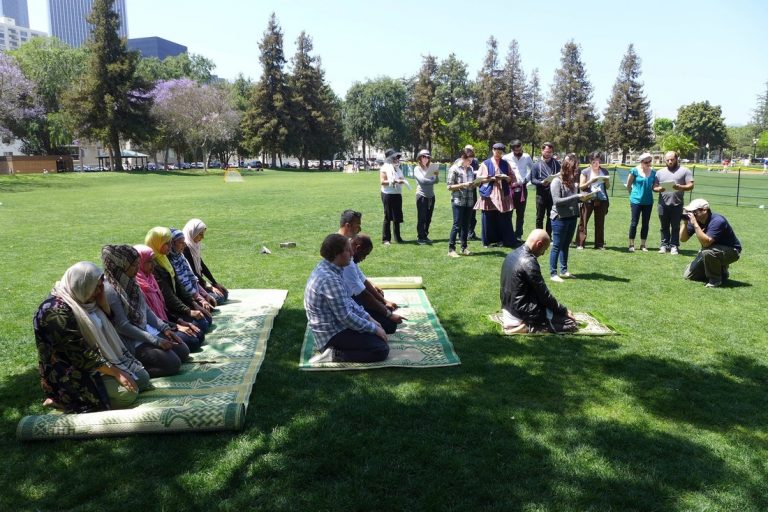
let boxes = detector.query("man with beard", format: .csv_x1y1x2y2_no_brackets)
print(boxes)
503,139,534,239
530,142,561,236
653,151,694,255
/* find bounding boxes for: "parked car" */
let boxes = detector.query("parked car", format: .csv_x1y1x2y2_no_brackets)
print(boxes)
147,163,157,171
246,160,263,169
179,162,192,169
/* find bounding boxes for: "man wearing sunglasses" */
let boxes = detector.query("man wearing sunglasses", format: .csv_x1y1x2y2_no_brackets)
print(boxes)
679,198,741,288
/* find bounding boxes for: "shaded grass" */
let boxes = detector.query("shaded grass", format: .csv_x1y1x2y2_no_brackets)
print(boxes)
0,169,766,511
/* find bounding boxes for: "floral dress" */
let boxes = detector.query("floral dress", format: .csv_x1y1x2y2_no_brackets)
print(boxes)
33,296,110,413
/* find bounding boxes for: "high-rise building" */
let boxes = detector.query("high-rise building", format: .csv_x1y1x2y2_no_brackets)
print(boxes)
0,0,28,28
0,15,44,51
48,0,127,48
128,37,187,60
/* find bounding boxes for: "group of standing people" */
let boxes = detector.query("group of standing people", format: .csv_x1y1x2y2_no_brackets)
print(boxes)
33,219,229,413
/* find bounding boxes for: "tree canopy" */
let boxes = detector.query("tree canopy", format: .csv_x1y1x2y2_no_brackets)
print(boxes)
676,101,728,158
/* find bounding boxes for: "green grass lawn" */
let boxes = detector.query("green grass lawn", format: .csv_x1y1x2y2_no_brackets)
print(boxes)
1,169,766,511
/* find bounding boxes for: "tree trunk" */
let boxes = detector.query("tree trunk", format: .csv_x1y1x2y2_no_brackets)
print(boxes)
362,140,367,170
111,133,123,171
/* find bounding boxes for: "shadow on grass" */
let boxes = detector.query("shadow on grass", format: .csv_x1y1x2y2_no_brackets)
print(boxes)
2,306,766,510
576,272,631,282
0,175,83,193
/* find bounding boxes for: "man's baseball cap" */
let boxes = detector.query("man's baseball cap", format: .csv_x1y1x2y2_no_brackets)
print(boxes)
684,198,709,211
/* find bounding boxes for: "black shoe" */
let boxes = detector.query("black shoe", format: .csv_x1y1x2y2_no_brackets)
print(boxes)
395,238,406,244
424,238,433,244
468,234,480,241
417,239,428,245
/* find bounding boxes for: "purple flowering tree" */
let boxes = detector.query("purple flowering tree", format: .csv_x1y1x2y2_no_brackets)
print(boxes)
0,53,42,146
150,79,240,171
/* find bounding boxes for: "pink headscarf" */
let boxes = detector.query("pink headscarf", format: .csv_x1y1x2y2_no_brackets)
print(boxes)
133,244,168,321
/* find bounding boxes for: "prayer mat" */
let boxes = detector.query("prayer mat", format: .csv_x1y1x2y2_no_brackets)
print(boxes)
300,286,460,370
488,311,618,336
17,289,287,441
367,276,423,289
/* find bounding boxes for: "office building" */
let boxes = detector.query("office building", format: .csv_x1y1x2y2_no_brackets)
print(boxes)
0,15,44,51
0,0,28,28
49,0,127,48
128,36,186,59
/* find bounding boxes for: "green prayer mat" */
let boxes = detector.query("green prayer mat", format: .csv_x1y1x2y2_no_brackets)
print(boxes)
488,311,618,336
367,276,423,289
300,287,460,370
17,289,287,441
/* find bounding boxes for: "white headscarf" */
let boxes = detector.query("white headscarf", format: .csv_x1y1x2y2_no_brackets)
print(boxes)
182,218,207,275
51,262,145,377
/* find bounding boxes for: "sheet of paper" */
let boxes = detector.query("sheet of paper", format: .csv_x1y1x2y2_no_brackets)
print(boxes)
659,180,676,191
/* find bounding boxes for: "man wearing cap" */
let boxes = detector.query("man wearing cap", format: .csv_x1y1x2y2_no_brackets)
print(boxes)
474,142,518,248
679,198,741,288
413,149,439,244
500,229,577,333
530,142,561,236
380,149,407,245
653,151,694,255
503,139,534,238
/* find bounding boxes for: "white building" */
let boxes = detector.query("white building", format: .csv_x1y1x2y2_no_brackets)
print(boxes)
0,15,44,51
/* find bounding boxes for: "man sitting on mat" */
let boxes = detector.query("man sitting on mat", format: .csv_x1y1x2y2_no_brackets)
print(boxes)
500,229,578,334
337,210,404,334
304,234,389,362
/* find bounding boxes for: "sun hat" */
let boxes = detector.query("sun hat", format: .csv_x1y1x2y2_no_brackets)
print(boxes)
638,152,653,163
417,149,431,159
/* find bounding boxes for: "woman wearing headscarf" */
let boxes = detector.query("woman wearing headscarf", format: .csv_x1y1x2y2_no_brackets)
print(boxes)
379,149,407,245
33,262,145,412
145,227,211,334
101,245,190,377
182,218,229,303
134,244,205,352
169,228,216,310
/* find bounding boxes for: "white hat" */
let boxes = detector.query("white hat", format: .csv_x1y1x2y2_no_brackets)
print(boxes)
417,149,431,159
464,144,474,151
684,198,709,211
637,152,653,163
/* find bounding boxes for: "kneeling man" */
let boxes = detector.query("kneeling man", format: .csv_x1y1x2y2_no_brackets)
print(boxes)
500,229,577,333
305,234,389,362
680,198,741,288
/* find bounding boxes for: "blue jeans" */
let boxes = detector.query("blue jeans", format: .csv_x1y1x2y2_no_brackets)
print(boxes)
657,203,683,248
550,216,577,276
449,204,472,250
327,329,389,363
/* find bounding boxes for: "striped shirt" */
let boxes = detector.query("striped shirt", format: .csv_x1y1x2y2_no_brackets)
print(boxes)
304,259,377,350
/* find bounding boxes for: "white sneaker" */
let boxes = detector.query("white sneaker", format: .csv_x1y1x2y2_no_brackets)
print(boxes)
308,347,335,364
550,275,565,283
462,248,472,256
628,246,635,253
670,247,679,255
448,250,460,258
561,272,576,279
658,246,667,254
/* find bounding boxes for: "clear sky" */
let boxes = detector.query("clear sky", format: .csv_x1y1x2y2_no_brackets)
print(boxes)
26,0,768,125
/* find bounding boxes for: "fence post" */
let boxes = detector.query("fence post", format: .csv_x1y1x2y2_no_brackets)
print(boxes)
610,165,616,197
736,167,741,207
690,166,696,204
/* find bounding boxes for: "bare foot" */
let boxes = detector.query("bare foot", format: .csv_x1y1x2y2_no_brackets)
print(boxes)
503,323,529,335
43,398,63,410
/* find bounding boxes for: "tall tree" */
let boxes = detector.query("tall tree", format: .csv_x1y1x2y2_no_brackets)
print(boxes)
66,0,153,171
367,77,408,150
9,38,87,154
676,101,728,160
0,53,42,146
653,118,674,140
407,55,438,152
542,41,599,156
500,39,528,144
526,68,543,154
475,37,505,148
432,53,473,159
286,31,343,166
603,44,653,162
343,81,376,165
751,80,768,134
242,13,291,167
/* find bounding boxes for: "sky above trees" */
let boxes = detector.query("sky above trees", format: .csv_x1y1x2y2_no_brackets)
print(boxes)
26,0,767,126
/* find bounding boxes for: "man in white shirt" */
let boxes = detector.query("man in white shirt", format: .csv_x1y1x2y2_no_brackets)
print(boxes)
503,139,534,239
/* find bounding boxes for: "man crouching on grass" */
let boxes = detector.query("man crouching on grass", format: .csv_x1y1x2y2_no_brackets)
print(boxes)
304,234,389,362
679,198,742,288
500,229,577,334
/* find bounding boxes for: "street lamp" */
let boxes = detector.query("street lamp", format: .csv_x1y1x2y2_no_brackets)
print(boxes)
705,143,710,164
753,138,758,160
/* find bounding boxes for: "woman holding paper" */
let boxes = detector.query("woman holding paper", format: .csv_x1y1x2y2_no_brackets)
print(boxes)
576,152,610,250
380,148,407,245
413,149,439,245
549,154,592,282
473,142,517,249
625,152,658,252
446,148,477,257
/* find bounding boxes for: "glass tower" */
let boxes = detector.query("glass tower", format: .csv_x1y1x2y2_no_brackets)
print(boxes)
0,0,29,28
48,0,127,48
